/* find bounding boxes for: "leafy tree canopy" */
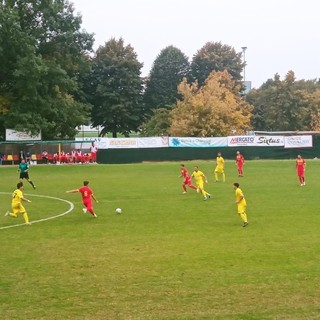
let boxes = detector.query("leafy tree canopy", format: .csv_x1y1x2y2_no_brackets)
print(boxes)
143,46,190,114
89,38,144,137
170,70,252,137
139,108,172,137
246,71,320,131
190,41,244,87
0,0,94,139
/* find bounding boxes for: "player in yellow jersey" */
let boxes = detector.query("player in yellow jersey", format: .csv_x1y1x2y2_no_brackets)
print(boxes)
4,182,32,225
191,166,211,200
233,182,248,227
214,152,225,182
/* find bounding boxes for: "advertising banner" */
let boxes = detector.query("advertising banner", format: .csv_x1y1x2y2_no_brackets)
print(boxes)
169,137,227,147
6,129,41,141
253,136,284,147
227,136,255,146
228,135,285,147
137,136,168,148
107,138,138,149
76,137,169,149
76,135,313,149
284,135,313,148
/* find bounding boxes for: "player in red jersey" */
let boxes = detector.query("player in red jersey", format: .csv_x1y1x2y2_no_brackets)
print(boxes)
296,155,306,186
235,151,245,177
179,164,198,194
66,181,98,217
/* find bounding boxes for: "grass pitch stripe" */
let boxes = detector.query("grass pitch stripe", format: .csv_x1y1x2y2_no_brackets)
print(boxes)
0,192,74,230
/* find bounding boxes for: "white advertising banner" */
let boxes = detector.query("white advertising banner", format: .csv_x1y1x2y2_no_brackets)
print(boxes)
137,136,168,148
227,136,255,146
228,135,285,147
254,136,284,147
6,129,41,141
169,137,227,147
107,138,138,149
76,137,169,149
76,135,313,149
284,135,313,148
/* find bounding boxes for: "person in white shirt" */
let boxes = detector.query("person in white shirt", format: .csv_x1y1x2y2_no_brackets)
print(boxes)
90,142,98,163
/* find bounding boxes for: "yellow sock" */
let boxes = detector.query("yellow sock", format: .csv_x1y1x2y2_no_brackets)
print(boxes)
9,212,17,218
23,212,29,224
214,172,218,181
222,173,226,182
201,189,210,198
239,212,247,223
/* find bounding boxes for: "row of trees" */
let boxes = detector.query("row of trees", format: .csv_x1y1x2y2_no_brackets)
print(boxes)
89,41,248,137
1,0,319,140
247,71,320,132
0,0,94,140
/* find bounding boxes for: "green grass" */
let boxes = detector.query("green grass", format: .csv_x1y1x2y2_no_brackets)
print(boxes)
0,160,320,320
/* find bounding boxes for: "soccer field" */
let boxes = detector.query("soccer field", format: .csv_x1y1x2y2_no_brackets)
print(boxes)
1,160,320,320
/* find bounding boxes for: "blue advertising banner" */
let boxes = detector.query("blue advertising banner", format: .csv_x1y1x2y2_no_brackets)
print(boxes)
169,137,228,148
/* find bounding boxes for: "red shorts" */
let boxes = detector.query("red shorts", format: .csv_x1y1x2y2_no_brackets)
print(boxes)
183,176,192,185
83,200,93,211
237,162,244,169
297,168,304,177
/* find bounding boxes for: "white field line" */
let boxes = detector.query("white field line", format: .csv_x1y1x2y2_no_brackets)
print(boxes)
0,192,74,230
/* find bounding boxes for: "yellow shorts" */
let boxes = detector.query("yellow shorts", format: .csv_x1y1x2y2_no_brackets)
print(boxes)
12,203,26,216
196,181,204,189
215,166,224,173
237,203,246,214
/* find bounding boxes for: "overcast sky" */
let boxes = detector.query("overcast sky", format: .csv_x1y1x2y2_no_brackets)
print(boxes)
71,0,319,88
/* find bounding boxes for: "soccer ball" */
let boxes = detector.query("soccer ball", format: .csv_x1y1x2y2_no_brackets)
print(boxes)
115,208,122,214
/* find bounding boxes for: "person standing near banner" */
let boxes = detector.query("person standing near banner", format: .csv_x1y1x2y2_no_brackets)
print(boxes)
90,142,98,163
235,151,245,177
296,155,306,186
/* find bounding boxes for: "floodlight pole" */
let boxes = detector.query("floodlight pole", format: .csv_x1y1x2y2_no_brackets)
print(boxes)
241,46,247,84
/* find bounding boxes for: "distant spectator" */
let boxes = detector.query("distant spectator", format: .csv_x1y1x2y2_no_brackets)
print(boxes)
53,152,59,164
42,150,49,164
60,151,67,163
76,149,84,163
71,149,77,163
25,151,31,164
19,150,25,163
90,142,98,163
66,151,73,164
